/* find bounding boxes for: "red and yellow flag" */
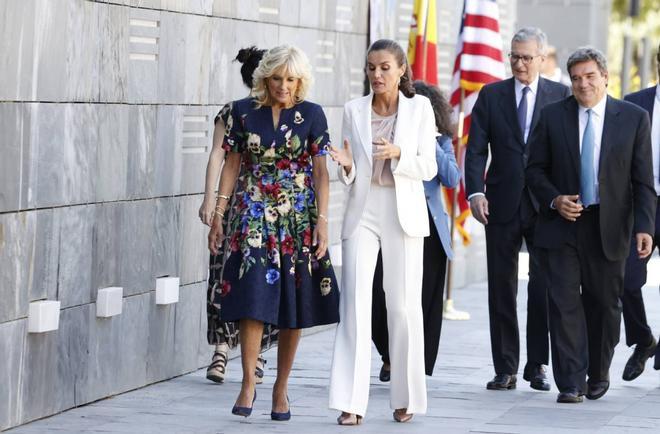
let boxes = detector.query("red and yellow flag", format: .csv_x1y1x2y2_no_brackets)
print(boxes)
407,0,438,84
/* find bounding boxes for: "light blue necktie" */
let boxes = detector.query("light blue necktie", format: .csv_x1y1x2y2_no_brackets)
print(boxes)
580,109,597,206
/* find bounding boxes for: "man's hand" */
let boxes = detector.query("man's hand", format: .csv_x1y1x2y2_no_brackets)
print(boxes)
553,195,583,221
636,233,653,259
469,195,489,225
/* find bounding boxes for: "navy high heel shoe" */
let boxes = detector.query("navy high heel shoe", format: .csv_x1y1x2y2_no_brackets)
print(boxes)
232,390,256,417
270,396,290,421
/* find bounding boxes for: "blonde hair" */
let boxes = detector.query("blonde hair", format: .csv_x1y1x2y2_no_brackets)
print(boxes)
252,45,313,107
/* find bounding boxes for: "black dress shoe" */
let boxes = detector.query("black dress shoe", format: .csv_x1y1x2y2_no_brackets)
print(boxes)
486,374,516,390
557,388,583,403
523,364,551,391
379,364,390,382
623,337,657,381
655,336,660,370
586,381,609,400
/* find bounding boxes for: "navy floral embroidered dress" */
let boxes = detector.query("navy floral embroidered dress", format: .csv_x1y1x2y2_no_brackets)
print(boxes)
219,97,340,329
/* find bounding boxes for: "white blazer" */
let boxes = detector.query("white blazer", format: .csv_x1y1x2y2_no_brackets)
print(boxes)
339,91,438,239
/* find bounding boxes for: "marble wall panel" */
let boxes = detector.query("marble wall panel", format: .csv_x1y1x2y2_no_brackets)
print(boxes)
74,305,122,404
0,104,27,213
0,320,27,431
118,200,156,296
19,325,68,424
117,292,150,391
153,105,179,196
156,12,186,104
337,32,369,100
56,206,95,308
178,195,208,286
172,283,206,372
0,0,36,101
30,0,68,101
127,8,161,103
181,15,212,105
0,212,35,324
99,3,129,103
208,18,279,104
126,105,157,198
278,0,301,27
28,208,60,304
64,0,102,102
213,0,260,21
151,197,180,280
146,293,178,382
299,0,369,34
27,104,99,209
178,105,215,195
91,202,123,295
55,305,91,410
97,104,129,202
160,0,214,15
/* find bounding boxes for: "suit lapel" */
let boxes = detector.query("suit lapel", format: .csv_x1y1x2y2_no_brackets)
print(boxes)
499,78,524,146
562,97,580,177
529,77,548,137
355,94,373,167
599,96,621,176
645,88,655,123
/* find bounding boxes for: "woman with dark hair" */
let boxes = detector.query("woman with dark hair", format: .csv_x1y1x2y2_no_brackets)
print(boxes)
202,46,278,385
372,80,460,383
328,39,437,424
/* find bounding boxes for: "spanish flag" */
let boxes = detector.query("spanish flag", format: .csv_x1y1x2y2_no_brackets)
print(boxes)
407,0,438,84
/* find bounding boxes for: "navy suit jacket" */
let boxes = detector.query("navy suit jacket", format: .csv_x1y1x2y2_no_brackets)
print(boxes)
526,95,656,261
465,76,571,223
423,135,460,259
624,86,656,122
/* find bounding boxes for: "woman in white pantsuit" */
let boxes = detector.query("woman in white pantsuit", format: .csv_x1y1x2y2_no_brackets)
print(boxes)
328,39,437,425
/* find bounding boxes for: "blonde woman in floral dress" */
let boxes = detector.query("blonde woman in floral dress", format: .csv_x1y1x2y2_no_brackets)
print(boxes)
208,45,339,421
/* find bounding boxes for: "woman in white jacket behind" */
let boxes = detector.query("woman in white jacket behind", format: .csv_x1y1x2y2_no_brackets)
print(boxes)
328,39,438,425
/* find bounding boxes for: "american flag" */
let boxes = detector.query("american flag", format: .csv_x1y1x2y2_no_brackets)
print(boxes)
447,0,505,244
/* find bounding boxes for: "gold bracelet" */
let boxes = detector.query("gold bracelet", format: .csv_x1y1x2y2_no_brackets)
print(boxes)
213,211,224,219
318,213,328,222
217,194,230,201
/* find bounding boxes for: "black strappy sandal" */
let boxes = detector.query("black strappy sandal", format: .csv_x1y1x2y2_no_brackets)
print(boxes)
206,349,228,383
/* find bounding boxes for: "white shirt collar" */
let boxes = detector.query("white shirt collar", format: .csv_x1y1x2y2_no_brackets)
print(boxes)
515,75,540,95
578,94,607,118
656,84,660,102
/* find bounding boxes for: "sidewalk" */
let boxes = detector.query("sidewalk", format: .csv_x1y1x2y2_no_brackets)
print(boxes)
9,257,660,433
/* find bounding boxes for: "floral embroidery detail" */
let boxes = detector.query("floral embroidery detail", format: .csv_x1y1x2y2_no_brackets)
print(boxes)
320,277,332,296
280,124,288,131
293,111,304,124
221,280,231,296
247,133,261,154
266,268,280,285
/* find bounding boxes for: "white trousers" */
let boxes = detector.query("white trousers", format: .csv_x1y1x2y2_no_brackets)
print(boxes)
329,184,427,416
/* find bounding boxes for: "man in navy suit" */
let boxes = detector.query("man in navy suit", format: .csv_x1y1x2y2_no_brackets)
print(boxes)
465,27,570,392
526,47,656,403
621,44,660,381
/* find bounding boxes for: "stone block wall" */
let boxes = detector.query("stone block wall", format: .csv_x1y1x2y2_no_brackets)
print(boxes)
0,0,368,429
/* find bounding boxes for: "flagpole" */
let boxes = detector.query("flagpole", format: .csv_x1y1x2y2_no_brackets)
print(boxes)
443,87,470,321
420,0,428,80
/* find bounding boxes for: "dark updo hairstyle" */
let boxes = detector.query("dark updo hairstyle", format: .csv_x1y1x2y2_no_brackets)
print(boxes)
412,81,454,137
234,46,267,89
367,39,415,98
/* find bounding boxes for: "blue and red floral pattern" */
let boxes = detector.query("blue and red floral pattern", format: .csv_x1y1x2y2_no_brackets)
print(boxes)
218,98,339,329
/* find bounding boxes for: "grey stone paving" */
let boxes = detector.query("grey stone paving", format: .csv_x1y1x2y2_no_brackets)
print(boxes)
8,266,660,433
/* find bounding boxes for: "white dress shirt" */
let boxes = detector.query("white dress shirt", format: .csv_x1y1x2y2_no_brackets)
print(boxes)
578,95,607,204
515,76,539,142
652,85,660,195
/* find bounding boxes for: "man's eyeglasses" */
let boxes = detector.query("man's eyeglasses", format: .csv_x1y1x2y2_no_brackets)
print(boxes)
508,53,541,65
